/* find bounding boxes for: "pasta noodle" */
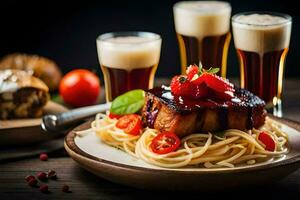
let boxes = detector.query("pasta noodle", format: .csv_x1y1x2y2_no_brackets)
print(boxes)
77,114,289,169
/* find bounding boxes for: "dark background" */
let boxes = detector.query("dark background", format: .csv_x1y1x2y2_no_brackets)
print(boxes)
0,0,298,79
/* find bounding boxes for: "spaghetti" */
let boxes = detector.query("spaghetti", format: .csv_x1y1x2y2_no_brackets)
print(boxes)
77,114,288,169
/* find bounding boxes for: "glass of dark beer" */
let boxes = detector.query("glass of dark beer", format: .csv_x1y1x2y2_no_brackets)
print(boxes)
232,12,292,117
96,32,162,102
173,1,231,77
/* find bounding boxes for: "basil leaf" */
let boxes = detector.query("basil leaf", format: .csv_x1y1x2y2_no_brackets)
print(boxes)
110,89,145,115
51,93,64,104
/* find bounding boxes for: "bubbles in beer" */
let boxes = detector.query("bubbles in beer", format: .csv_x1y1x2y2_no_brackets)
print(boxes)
234,14,287,26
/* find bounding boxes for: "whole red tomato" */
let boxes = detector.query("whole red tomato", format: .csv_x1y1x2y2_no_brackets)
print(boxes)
59,69,100,107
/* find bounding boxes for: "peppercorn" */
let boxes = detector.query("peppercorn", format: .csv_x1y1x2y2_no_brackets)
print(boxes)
39,184,48,193
39,153,48,161
62,184,70,193
47,169,57,179
28,178,38,187
37,172,47,181
25,175,35,182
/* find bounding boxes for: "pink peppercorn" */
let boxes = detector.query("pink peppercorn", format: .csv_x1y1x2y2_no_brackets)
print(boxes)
47,169,57,179
62,184,70,193
39,153,48,161
25,175,35,182
37,172,47,181
39,184,48,193
28,178,38,187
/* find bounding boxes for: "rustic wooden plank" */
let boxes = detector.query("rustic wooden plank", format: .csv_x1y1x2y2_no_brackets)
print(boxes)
0,157,300,200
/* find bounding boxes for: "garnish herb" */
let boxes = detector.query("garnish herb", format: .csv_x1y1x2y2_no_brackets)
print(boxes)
205,67,220,74
110,89,145,115
198,66,220,76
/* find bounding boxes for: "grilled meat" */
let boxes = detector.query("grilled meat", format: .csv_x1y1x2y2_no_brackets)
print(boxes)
142,86,266,137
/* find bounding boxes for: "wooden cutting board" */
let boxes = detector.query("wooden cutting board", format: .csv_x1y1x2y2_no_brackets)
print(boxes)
0,101,68,146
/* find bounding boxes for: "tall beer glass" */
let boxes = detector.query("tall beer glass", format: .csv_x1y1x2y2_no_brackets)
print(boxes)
232,12,292,117
173,1,231,77
96,32,161,102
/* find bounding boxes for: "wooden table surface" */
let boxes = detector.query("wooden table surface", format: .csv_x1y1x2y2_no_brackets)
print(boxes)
1,78,300,200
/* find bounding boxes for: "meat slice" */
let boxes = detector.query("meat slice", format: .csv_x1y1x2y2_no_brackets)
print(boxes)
142,86,266,137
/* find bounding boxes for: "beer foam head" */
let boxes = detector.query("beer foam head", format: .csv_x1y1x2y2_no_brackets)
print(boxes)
232,13,292,54
97,33,161,70
173,1,231,38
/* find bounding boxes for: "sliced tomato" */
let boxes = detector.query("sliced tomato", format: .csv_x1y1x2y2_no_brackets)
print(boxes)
151,132,181,154
258,131,276,152
116,114,142,135
192,73,234,93
108,112,122,119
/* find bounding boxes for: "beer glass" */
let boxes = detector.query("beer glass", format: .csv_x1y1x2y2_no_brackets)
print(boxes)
232,12,292,117
173,1,231,77
96,32,162,102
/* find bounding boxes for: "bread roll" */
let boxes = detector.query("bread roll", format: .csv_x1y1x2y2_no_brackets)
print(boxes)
0,69,50,119
0,53,62,91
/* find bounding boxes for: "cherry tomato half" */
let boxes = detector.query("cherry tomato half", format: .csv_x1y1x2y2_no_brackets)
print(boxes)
116,114,142,136
59,69,100,107
108,112,122,119
258,131,276,152
151,132,181,154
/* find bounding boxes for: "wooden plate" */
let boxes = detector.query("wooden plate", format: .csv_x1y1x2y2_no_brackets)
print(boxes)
0,101,68,146
64,116,300,190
